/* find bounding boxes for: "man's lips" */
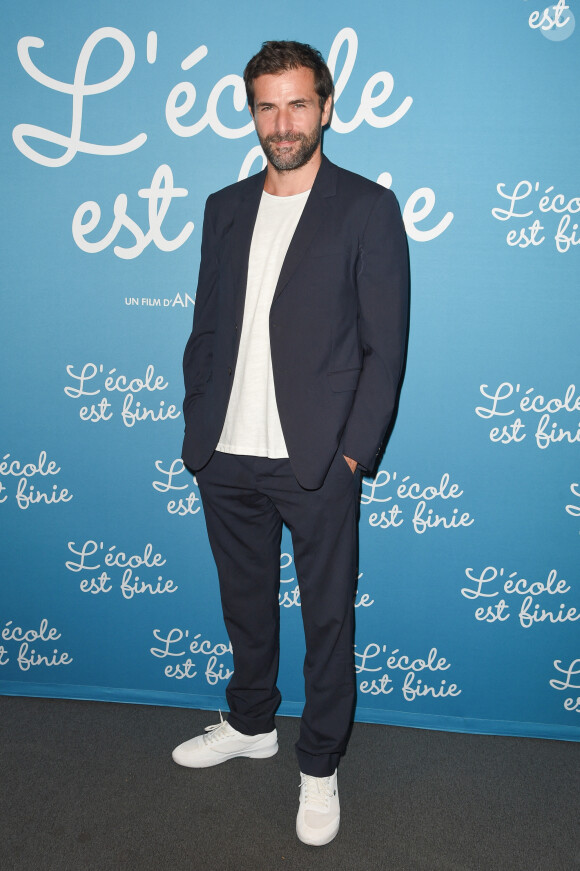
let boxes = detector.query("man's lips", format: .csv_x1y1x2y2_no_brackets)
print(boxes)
269,135,301,146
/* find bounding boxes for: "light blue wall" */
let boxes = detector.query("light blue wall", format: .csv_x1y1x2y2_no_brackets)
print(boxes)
1,0,578,739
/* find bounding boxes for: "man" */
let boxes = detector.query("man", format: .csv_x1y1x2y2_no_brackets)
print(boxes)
174,40,409,846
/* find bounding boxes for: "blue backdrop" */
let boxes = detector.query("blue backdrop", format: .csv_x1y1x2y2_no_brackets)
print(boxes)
1,0,579,741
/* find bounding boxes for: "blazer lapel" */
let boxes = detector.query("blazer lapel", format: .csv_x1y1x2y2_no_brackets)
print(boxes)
273,156,338,302
229,169,266,326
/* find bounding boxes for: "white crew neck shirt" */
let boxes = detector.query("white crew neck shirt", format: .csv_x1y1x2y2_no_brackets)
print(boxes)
216,188,310,458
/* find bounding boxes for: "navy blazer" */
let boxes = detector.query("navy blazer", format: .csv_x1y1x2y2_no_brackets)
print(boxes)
182,155,409,489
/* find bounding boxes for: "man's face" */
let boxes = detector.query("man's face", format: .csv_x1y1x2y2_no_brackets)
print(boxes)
250,67,332,172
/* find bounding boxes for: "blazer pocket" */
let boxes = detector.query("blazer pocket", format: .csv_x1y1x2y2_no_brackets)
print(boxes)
327,367,361,392
307,248,345,259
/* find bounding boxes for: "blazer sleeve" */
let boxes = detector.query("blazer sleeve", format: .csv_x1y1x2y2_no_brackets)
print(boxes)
342,188,409,471
182,194,218,423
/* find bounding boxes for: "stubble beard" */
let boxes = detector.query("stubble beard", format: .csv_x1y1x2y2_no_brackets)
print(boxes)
259,124,322,172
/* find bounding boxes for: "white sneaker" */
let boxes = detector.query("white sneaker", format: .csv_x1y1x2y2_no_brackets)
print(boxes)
296,770,340,846
172,713,278,768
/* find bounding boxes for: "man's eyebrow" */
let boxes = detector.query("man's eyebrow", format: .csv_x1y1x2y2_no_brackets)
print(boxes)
255,96,314,108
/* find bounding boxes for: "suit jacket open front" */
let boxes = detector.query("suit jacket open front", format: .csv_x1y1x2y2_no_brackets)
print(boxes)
182,156,409,490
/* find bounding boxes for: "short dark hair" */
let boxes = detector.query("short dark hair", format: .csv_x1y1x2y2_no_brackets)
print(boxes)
244,41,334,111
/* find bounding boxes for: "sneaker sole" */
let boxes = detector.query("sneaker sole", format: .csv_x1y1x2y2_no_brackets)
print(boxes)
173,741,278,768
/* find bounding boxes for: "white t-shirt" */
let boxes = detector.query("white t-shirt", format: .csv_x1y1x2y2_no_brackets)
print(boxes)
216,188,310,457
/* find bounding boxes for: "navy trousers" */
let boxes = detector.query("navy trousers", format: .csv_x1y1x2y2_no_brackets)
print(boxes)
195,447,361,777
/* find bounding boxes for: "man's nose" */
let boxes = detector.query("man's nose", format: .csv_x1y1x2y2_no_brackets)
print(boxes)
274,108,292,133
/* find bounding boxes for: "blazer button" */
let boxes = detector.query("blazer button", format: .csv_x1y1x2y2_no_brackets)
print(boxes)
228,367,232,376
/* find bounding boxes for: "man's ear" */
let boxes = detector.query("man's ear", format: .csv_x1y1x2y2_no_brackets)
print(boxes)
248,103,255,120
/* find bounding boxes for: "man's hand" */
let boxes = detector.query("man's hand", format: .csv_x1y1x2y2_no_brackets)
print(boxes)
343,455,358,474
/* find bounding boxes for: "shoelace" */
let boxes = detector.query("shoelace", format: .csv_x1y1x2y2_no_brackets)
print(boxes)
300,773,334,809
202,711,231,745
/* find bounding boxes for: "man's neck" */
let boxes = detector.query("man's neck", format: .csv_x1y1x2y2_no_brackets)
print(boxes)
263,151,322,196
